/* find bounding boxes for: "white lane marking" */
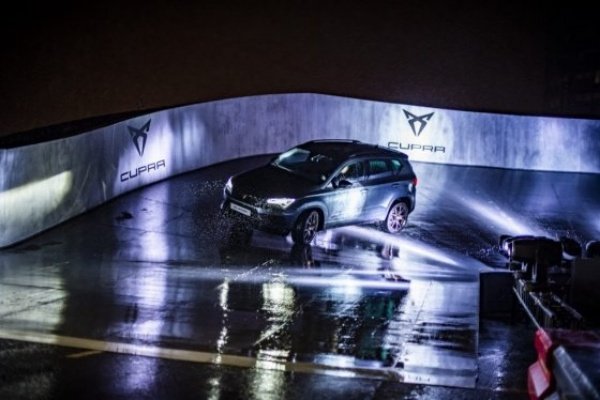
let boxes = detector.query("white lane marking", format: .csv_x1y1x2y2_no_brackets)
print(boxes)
0,329,398,381
67,350,103,359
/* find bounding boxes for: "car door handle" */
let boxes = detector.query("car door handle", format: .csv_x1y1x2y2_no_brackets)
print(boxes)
391,183,401,188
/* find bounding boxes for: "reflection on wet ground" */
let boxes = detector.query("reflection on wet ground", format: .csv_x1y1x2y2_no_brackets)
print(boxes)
0,227,479,388
1,156,599,398
224,227,479,386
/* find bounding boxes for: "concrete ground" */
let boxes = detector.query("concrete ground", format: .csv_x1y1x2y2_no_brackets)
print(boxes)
1,155,598,399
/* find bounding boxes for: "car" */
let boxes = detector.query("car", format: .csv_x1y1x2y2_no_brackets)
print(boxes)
221,139,417,244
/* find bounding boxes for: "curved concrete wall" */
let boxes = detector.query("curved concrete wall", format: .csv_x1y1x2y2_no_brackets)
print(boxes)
1,93,599,247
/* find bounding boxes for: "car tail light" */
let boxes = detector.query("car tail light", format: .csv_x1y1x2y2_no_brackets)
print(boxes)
411,177,418,187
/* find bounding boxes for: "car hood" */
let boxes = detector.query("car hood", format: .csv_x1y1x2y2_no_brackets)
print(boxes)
232,164,322,198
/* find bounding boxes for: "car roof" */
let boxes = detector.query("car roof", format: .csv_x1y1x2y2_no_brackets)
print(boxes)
298,140,408,161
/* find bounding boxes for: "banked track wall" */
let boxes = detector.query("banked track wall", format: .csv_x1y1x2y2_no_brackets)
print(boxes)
1,93,599,247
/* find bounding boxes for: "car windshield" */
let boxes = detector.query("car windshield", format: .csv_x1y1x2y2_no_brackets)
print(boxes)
271,147,337,182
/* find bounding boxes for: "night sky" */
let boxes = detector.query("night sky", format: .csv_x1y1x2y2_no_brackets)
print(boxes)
0,2,596,138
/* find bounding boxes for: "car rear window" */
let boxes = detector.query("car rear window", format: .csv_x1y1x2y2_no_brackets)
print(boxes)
391,159,403,174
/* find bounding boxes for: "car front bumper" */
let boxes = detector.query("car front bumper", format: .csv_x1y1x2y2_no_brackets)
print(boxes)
220,198,297,235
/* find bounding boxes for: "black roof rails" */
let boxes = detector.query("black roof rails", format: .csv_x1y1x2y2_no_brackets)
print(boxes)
306,139,362,144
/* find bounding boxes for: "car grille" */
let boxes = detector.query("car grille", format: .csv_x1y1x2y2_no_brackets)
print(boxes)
234,193,265,207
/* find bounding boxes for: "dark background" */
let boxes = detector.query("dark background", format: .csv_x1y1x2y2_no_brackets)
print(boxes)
1,1,598,139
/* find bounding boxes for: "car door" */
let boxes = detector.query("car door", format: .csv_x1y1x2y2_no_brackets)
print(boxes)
363,158,398,221
324,160,369,225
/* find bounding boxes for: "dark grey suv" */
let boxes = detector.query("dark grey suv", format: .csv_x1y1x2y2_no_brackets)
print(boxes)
221,140,417,244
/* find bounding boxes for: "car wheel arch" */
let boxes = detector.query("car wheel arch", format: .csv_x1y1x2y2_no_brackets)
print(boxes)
387,196,412,213
296,203,327,230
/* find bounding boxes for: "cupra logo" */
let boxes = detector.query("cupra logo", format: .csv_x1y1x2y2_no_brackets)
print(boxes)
120,118,166,182
403,110,434,137
127,119,151,157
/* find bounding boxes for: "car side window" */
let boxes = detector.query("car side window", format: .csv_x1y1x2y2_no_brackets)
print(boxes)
335,161,365,185
367,159,393,182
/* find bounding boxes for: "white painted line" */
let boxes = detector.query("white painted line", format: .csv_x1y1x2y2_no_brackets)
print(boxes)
67,349,103,359
0,329,398,381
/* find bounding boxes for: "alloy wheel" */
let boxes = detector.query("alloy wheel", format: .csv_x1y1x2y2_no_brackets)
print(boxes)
386,202,408,233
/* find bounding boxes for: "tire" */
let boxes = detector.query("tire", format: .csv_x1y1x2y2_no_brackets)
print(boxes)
292,210,320,244
383,201,409,233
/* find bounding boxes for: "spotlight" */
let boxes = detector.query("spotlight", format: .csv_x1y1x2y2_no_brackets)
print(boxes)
502,236,562,284
585,240,600,258
559,237,582,261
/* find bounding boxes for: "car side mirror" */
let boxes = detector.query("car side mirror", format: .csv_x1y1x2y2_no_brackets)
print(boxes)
337,179,352,188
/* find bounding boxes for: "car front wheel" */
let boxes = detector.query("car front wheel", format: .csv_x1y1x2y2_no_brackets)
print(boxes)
292,210,320,244
384,201,409,233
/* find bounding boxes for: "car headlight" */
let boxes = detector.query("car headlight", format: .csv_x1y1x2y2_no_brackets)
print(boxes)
266,198,295,209
225,177,233,193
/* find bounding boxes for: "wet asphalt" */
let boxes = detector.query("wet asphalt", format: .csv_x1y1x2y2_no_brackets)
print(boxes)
1,155,599,399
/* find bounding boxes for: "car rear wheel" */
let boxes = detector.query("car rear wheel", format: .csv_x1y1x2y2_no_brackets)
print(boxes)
292,210,320,244
384,201,409,233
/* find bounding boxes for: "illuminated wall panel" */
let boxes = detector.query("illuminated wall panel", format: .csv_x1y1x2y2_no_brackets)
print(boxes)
1,93,599,247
